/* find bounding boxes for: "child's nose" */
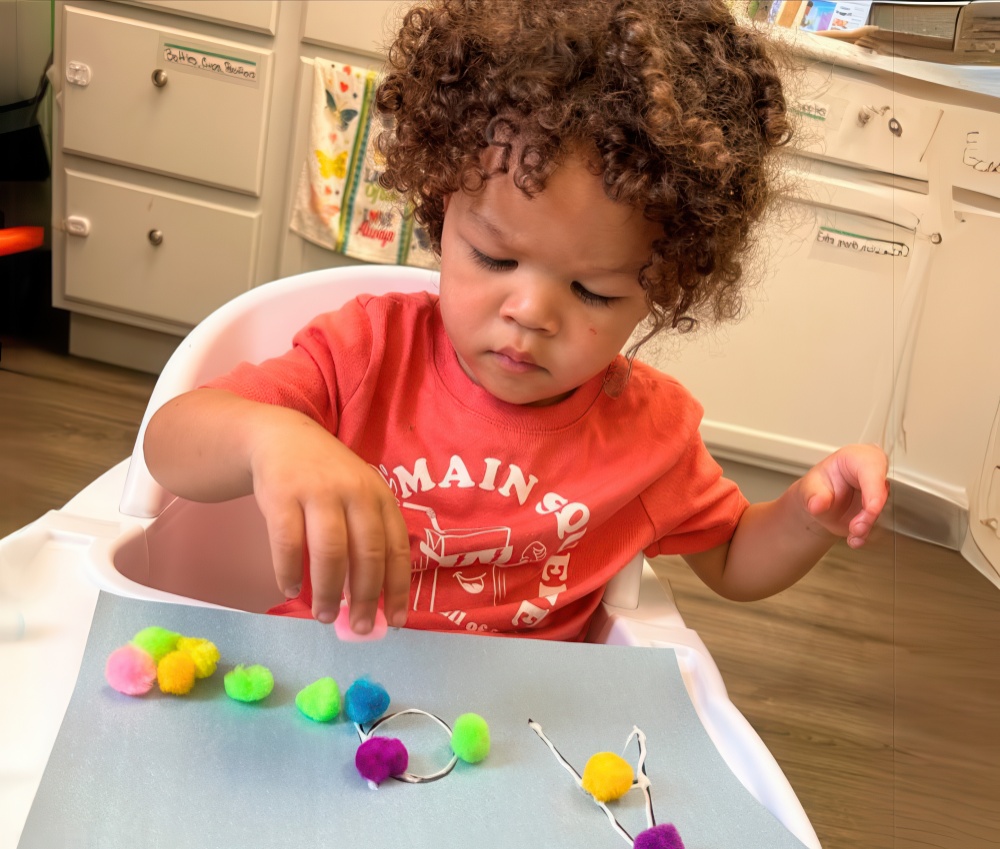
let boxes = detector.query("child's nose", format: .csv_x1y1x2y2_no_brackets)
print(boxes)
499,276,560,334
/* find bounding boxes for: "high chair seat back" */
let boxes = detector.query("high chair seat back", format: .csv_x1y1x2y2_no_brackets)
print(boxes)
120,265,440,519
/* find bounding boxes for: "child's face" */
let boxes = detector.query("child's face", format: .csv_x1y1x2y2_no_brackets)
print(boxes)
438,154,658,406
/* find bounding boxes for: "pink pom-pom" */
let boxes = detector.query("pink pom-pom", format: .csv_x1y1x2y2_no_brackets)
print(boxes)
355,737,408,786
105,644,157,696
634,824,685,849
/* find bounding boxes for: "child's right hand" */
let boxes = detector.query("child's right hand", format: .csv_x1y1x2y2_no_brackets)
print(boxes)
247,409,412,633
144,389,411,634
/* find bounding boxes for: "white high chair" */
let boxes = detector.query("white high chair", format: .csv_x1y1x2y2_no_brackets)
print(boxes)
0,265,820,849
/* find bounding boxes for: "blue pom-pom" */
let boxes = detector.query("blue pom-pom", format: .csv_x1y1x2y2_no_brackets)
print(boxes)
344,678,390,724
634,824,685,849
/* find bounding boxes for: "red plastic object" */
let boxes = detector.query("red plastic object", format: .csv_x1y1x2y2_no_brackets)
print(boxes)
0,226,45,257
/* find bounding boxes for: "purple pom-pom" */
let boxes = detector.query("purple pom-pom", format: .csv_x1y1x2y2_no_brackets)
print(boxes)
356,737,408,786
634,823,685,849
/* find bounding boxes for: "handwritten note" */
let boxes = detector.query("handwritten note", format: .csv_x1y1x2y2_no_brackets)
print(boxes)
963,131,1000,175
816,226,910,257
158,39,261,88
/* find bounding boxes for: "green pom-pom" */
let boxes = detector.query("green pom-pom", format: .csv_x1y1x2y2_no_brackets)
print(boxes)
295,677,341,722
450,713,490,763
224,664,274,703
131,626,181,663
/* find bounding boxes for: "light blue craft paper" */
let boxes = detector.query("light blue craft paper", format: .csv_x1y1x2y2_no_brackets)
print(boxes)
17,592,808,849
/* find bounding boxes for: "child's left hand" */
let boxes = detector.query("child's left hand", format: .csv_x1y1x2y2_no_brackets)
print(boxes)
799,443,889,548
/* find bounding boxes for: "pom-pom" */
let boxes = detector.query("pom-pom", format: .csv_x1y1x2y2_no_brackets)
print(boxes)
355,737,408,786
105,644,157,695
224,664,275,702
580,752,634,802
296,677,341,722
131,626,181,663
634,823,685,849
176,636,220,678
157,650,196,695
344,678,389,724
450,713,490,763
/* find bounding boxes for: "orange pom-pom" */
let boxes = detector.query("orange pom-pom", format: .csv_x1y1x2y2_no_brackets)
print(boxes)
157,650,196,695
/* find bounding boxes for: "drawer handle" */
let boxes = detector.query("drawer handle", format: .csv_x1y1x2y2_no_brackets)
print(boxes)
148,229,164,246
151,69,169,88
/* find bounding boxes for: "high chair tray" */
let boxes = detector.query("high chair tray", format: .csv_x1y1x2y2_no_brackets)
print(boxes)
0,461,820,849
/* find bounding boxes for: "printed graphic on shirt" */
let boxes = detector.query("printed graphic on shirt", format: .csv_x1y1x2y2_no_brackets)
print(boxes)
373,455,592,632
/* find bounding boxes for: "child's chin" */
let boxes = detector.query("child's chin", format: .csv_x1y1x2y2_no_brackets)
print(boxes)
492,385,573,407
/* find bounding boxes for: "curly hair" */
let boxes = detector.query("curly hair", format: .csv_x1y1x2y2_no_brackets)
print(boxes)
375,0,791,334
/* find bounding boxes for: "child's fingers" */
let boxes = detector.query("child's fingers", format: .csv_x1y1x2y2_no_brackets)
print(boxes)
343,505,389,635
380,502,412,629
265,504,307,600
305,504,350,625
852,453,890,518
800,473,834,517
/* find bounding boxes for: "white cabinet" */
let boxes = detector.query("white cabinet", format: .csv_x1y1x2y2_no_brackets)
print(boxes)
64,169,259,324
644,62,936,468
52,0,407,371
786,66,943,181
645,55,1000,587
62,7,272,194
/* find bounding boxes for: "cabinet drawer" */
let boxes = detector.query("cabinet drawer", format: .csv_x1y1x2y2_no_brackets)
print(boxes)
62,6,271,194
111,1,278,34
301,1,402,56
788,66,943,181
63,169,260,326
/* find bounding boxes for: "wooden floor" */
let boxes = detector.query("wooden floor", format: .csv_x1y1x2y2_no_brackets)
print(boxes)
2,335,998,849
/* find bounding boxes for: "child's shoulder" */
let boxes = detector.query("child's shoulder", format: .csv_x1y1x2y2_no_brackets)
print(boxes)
622,358,706,428
354,289,439,314
305,289,439,336
629,358,699,403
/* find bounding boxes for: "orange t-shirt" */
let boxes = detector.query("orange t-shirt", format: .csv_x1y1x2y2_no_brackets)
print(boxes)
207,292,747,640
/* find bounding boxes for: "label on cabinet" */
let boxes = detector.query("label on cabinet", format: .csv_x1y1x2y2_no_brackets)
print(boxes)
158,37,261,88
815,226,911,258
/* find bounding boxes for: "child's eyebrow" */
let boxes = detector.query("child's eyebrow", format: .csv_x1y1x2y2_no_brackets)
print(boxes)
467,206,507,242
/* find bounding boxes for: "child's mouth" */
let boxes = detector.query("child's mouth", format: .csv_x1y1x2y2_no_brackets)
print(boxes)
492,348,541,373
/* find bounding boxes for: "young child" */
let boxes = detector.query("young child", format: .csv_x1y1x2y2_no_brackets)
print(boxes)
144,0,888,640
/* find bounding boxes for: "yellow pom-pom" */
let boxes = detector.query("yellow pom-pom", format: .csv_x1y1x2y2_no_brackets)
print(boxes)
580,752,634,802
176,636,220,679
157,650,197,695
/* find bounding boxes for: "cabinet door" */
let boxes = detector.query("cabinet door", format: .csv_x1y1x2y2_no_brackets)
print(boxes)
62,6,271,194
646,165,921,467
64,169,259,326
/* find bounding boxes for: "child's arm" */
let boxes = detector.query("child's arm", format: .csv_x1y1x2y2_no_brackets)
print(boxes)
143,388,411,633
682,444,888,601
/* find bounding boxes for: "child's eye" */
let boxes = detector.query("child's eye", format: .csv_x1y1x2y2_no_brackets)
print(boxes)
571,281,614,307
470,247,516,272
